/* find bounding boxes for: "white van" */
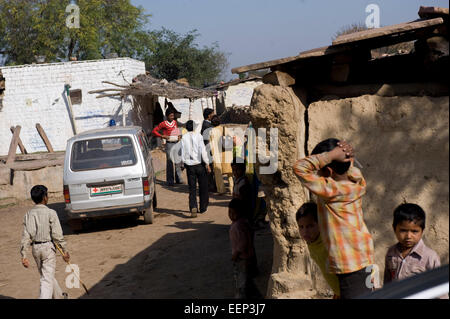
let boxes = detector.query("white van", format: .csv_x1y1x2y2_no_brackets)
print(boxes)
63,126,157,231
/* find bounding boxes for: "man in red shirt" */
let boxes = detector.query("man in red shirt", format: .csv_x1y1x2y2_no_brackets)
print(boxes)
152,108,183,186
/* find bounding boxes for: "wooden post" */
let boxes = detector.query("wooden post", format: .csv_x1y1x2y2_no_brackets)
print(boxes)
200,98,205,112
36,123,54,153
189,98,193,121
212,96,216,113
10,126,27,154
6,126,21,166
121,97,126,127
65,85,78,135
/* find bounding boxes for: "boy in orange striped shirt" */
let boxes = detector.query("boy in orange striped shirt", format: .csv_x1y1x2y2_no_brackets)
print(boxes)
293,138,374,299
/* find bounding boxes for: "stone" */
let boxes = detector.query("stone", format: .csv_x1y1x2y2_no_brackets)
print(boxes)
263,71,295,87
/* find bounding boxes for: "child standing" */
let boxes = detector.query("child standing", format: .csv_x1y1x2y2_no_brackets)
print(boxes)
293,138,374,299
384,203,442,284
229,198,261,299
20,185,70,299
296,202,340,298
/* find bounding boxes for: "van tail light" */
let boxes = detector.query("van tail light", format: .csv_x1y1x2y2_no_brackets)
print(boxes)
142,178,150,196
63,185,71,204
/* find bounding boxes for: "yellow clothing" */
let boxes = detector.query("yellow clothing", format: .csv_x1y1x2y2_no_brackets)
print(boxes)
308,235,340,296
210,125,233,173
210,125,233,193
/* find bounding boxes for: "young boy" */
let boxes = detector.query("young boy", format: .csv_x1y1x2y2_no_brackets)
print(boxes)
384,203,442,284
20,185,70,299
231,162,251,205
229,198,261,299
293,138,374,299
296,202,340,298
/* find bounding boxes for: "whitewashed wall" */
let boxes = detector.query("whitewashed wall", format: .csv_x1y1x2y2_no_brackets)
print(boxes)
158,96,213,133
157,80,262,130
224,80,263,108
0,58,145,155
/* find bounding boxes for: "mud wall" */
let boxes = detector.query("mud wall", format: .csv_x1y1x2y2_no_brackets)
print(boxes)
249,81,449,298
249,84,318,298
308,95,449,284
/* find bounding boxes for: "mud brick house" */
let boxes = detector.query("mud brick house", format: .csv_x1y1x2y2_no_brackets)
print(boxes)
232,6,449,298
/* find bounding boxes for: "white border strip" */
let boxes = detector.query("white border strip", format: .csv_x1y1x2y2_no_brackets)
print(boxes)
404,282,449,299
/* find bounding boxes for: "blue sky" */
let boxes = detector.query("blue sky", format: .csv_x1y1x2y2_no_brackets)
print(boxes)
132,0,449,80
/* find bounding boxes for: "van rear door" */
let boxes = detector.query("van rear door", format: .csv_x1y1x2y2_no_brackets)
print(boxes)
67,135,145,211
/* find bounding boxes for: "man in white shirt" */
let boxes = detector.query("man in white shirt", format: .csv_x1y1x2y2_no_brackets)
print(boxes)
180,120,211,217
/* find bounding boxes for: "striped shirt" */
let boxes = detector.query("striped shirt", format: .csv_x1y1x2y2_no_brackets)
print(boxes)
20,204,67,258
293,153,374,274
384,239,441,284
151,120,180,140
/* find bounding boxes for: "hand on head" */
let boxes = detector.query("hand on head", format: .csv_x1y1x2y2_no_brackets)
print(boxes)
329,140,354,162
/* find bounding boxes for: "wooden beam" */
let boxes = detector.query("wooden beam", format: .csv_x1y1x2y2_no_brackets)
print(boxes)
231,55,301,74
333,18,444,46
10,126,27,154
36,123,54,153
232,45,354,75
298,45,352,59
9,158,64,171
6,126,21,166
0,152,64,162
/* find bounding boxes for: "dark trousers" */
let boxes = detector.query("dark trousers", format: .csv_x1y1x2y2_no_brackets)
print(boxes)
336,266,373,299
185,164,209,212
207,164,216,192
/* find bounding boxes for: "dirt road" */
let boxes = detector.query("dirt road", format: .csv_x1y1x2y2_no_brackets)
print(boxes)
0,172,273,299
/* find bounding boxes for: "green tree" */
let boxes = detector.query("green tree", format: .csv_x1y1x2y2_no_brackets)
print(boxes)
145,28,229,88
0,0,151,65
0,1,229,88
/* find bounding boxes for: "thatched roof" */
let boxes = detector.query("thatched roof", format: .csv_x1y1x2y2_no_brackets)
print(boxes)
89,73,217,100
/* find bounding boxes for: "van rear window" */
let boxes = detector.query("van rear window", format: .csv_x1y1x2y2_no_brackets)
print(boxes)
71,137,137,171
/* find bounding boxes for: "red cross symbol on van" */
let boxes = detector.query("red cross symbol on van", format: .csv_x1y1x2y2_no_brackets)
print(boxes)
93,188,99,193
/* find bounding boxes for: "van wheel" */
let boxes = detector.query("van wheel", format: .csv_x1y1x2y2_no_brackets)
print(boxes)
68,219,83,232
153,192,157,209
144,206,154,224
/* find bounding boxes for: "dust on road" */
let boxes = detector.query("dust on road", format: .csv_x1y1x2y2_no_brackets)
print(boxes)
0,174,273,299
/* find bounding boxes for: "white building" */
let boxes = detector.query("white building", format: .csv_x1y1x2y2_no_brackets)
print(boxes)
160,76,263,128
218,76,263,109
0,58,145,156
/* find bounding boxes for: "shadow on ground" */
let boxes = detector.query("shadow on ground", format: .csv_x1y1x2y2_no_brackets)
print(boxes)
77,220,273,299
48,202,144,235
